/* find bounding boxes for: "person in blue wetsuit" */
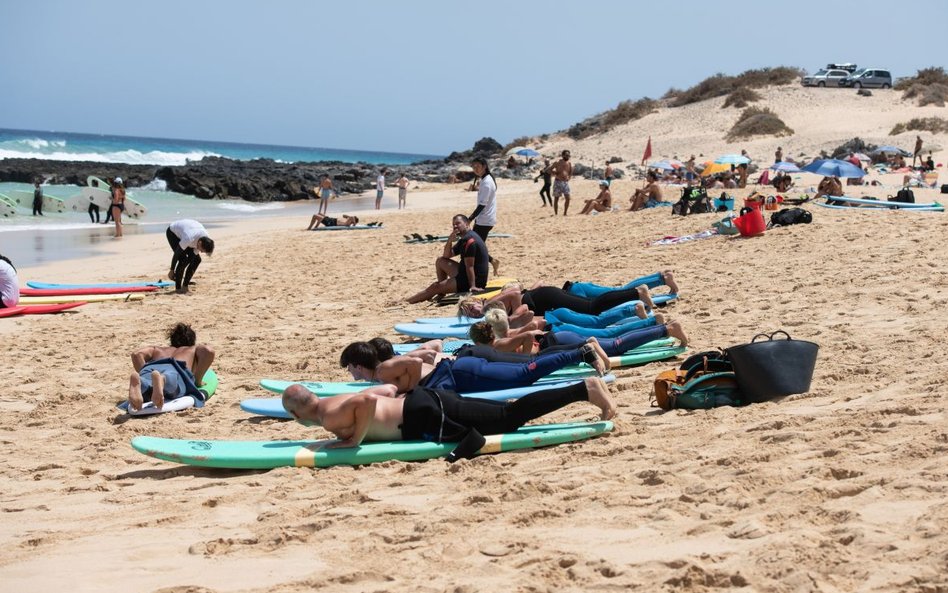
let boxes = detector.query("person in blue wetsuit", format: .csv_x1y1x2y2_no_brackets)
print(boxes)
562,270,678,299
282,376,616,461
339,338,609,395
126,322,216,412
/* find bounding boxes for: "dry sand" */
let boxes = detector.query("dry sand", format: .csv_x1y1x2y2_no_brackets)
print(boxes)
1,86,947,593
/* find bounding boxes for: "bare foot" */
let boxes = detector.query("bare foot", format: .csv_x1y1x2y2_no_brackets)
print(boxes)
491,257,501,276
666,320,689,347
585,337,611,372
580,343,606,377
584,377,616,420
663,270,679,295
634,302,648,319
128,373,143,411
636,284,655,310
151,371,165,409
653,312,666,326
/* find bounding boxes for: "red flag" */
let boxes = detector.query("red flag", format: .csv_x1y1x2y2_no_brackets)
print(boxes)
641,136,652,165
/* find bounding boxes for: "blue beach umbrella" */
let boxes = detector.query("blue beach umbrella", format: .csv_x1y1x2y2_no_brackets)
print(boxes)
714,154,751,165
649,160,678,171
800,159,865,178
871,145,911,157
515,148,541,157
770,161,801,173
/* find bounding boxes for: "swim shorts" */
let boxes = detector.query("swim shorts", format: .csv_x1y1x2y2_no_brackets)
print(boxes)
553,179,570,198
322,217,338,227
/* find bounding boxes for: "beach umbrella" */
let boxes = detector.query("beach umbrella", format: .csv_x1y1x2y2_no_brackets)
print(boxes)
505,146,528,156
770,162,801,173
456,165,474,173
515,148,540,157
649,160,680,171
853,152,871,162
871,145,911,157
700,162,732,177
800,159,865,178
714,154,751,165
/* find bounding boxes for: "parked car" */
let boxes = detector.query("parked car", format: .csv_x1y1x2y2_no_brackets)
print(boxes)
801,69,851,87
841,68,893,89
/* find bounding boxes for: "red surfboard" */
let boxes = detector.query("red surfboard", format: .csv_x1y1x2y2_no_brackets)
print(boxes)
19,286,158,296
0,302,86,317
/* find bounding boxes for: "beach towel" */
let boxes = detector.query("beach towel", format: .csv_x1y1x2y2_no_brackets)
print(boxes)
648,229,719,246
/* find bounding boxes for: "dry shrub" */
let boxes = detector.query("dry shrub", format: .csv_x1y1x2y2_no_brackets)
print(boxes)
566,98,658,140
727,107,794,141
897,67,948,107
723,87,762,109
890,117,948,135
502,136,534,153
672,66,802,107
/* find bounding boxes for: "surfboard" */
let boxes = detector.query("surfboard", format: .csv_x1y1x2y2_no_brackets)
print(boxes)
825,195,943,209
131,420,614,469
391,340,471,355
245,375,617,418
817,200,944,212
19,293,145,304
116,369,219,416
20,286,159,297
27,280,173,290
0,194,17,217
413,294,678,325
609,345,686,367
8,190,67,213
404,233,514,244
311,225,382,231
0,302,87,318
77,176,147,219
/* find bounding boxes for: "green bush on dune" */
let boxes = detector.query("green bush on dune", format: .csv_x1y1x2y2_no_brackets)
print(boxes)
896,67,948,107
727,107,794,141
566,97,658,140
890,117,948,135
723,87,762,109
669,66,802,107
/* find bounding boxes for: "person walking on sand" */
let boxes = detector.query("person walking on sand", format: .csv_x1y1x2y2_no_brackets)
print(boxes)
316,174,334,216
913,136,924,167
32,181,44,216
375,168,386,210
775,146,783,164
604,161,614,183
468,156,500,276
396,173,409,209
534,159,552,207
126,322,215,412
166,219,215,294
551,150,573,215
281,376,615,462
110,177,126,238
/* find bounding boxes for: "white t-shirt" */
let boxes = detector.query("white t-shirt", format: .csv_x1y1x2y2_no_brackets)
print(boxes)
0,260,19,308
475,175,497,227
376,174,385,191
169,219,209,250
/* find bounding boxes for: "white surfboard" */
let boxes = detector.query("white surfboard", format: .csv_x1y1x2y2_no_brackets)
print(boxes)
8,190,66,213
80,176,147,219
0,194,16,217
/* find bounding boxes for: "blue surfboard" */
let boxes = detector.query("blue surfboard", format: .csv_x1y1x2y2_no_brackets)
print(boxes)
27,280,174,289
412,294,678,325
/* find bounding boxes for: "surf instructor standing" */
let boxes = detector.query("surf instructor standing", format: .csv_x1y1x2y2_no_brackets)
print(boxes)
166,219,215,294
469,156,500,276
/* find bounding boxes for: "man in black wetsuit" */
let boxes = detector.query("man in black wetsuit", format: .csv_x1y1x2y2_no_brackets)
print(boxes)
406,214,489,303
281,377,615,462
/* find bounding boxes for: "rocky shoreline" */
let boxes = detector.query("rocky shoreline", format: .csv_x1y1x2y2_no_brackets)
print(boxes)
0,137,621,202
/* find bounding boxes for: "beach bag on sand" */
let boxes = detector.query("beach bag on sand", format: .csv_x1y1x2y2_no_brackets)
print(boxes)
768,208,812,229
890,188,915,203
941,184,948,194
651,351,742,410
672,187,711,216
725,331,818,403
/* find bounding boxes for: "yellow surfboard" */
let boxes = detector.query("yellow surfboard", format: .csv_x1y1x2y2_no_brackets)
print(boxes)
18,293,146,304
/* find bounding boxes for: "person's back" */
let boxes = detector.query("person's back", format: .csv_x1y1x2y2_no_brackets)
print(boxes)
456,230,490,287
0,256,19,308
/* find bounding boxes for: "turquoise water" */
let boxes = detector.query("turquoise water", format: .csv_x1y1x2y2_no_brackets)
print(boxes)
0,128,442,166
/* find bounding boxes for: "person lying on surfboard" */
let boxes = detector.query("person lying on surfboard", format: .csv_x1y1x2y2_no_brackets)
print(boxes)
127,322,215,412
281,376,615,461
406,214,490,304
307,213,359,230
339,338,610,395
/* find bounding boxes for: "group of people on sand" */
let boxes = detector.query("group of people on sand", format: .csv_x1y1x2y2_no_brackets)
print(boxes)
308,170,411,222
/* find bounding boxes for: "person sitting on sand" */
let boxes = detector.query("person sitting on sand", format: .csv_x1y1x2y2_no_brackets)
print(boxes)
339,338,609,394
167,219,215,294
465,308,688,358
629,171,663,211
406,214,489,304
307,213,359,230
579,180,613,214
816,176,843,198
0,254,20,309
281,376,616,461
127,322,215,412
772,172,793,193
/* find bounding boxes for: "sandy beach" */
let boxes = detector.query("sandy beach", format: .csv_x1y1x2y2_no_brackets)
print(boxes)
2,86,947,593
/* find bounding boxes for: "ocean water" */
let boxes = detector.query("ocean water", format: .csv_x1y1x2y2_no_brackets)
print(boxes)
0,128,442,166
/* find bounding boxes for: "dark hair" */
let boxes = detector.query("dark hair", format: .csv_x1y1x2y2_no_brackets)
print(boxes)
339,341,380,370
453,213,470,223
367,337,395,362
0,254,14,272
352,216,359,224
646,170,658,181
471,156,497,189
198,237,215,255
468,321,495,345
168,322,196,347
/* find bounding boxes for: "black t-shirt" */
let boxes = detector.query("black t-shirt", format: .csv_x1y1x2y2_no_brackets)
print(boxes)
452,231,489,289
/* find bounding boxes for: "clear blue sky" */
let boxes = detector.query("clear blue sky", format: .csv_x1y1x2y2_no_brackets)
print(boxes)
1,0,946,155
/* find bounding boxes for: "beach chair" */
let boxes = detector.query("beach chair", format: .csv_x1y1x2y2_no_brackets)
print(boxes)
923,171,938,189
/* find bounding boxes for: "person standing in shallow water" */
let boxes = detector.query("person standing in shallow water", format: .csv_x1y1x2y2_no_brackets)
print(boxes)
32,181,43,216
375,169,386,210
110,177,126,238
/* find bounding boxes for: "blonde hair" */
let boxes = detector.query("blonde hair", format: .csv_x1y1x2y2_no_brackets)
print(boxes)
502,281,523,292
468,321,494,345
458,297,483,319
484,308,509,338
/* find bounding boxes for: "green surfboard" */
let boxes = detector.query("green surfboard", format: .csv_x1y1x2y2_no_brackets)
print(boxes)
609,345,686,367
131,421,613,469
